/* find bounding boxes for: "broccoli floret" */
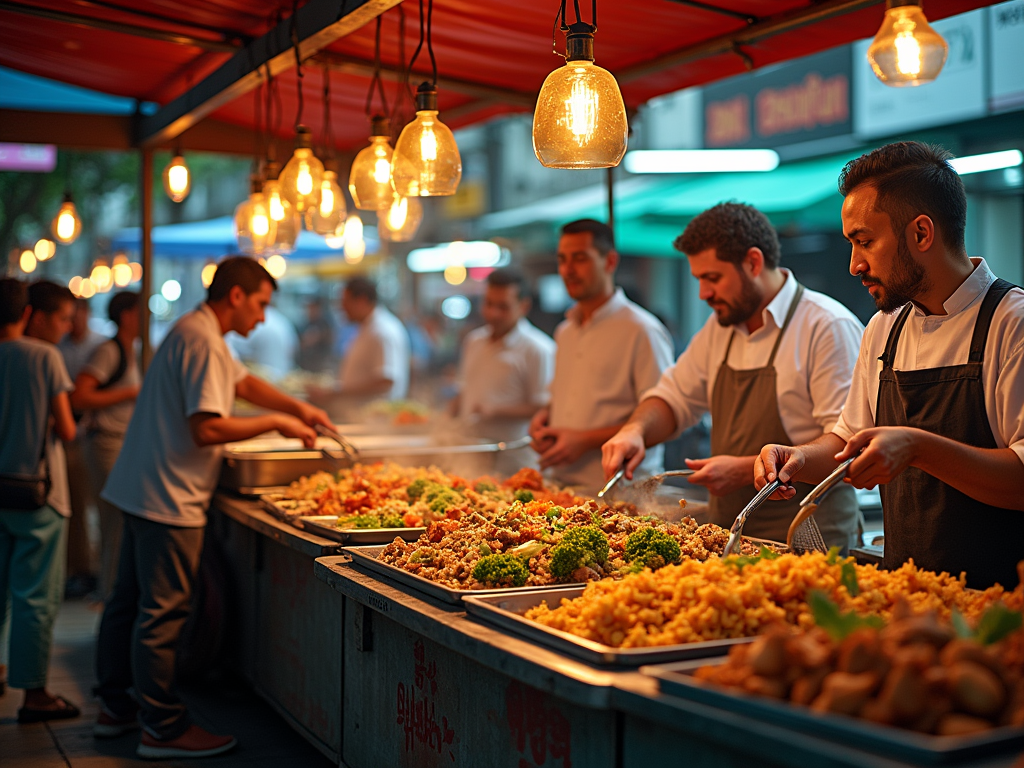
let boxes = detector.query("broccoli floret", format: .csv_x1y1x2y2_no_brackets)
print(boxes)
380,513,405,528
545,506,564,520
514,489,534,503
624,528,681,570
424,485,462,515
406,478,432,500
473,480,497,494
409,546,438,564
473,553,529,587
548,525,609,578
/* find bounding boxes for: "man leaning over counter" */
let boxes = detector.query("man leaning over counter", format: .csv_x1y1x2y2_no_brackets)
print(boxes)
757,142,1024,589
602,203,864,551
529,219,674,490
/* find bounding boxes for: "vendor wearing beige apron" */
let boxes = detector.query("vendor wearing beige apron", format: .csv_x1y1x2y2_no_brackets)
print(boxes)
603,203,864,551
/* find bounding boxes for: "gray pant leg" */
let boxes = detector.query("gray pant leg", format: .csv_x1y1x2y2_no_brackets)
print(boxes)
84,433,125,600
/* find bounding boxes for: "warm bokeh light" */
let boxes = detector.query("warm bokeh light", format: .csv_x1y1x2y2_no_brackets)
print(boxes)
20,249,37,273
163,154,191,203
34,238,56,262
444,264,467,286
112,262,133,287
265,254,287,279
130,262,143,283
69,276,83,295
51,198,82,244
201,263,217,288
91,262,112,292
79,278,96,298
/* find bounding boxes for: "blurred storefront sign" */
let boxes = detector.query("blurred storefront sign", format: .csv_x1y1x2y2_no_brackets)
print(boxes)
702,47,852,149
990,0,1024,111
0,142,56,171
853,9,985,138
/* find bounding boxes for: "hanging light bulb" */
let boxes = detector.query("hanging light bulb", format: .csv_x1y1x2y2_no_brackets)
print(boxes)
262,162,300,255
378,194,423,242
343,213,365,264
867,0,948,86
325,219,346,250
279,126,324,214
20,249,37,273
392,83,462,197
235,176,271,256
350,116,397,210
90,260,113,293
533,6,628,169
265,254,288,279
162,151,191,203
51,193,82,244
306,164,347,236
34,238,56,262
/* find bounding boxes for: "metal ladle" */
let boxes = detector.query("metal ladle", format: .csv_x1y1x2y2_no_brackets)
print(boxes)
721,479,782,557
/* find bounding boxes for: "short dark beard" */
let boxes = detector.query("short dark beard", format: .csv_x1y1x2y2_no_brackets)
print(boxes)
867,236,929,314
714,275,763,327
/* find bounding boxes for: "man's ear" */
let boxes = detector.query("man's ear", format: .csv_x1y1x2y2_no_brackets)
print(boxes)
744,247,765,278
228,284,246,307
908,214,937,254
605,249,620,274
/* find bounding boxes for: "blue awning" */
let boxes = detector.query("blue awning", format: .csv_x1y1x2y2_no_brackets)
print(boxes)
111,216,378,260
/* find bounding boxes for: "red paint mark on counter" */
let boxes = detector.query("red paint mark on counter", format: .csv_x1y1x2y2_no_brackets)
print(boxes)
505,682,571,768
397,640,456,761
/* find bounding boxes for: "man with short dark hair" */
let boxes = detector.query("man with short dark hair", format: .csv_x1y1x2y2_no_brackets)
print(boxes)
0,278,79,722
70,291,141,599
603,203,864,550
94,257,332,757
452,268,554,457
757,142,1024,588
531,219,674,489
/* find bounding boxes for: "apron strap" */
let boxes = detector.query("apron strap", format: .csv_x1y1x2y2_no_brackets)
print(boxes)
969,278,1017,364
879,303,914,367
766,283,805,366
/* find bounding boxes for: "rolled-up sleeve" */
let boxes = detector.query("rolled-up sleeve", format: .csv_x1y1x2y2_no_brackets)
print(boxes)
832,326,878,444
996,340,1024,467
808,316,863,435
641,324,711,439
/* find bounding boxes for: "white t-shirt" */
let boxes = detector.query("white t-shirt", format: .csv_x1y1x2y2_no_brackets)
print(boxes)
548,288,675,488
339,306,410,400
102,304,249,527
833,258,1024,467
81,338,141,436
457,318,555,435
643,271,864,445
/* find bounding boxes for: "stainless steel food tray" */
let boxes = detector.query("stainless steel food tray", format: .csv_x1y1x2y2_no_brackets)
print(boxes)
220,434,530,494
343,545,585,606
259,491,315,521
643,659,1024,764
298,516,426,545
463,588,753,666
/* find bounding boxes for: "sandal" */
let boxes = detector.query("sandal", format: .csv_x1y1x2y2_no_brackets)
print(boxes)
17,695,81,724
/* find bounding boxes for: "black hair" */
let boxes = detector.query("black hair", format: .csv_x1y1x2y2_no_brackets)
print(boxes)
486,267,528,300
561,219,615,255
674,202,781,269
345,276,377,303
838,141,967,252
0,278,28,325
207,256,277,302
107,291,140,325
28,280,75,316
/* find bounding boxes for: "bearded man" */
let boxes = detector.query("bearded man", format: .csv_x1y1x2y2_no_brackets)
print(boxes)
603,202,864,550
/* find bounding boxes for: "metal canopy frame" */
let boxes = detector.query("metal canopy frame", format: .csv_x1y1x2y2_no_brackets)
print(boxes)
135,0,404,148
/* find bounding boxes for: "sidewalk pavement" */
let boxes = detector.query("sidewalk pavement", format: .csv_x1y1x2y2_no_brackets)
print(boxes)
1,599,334,768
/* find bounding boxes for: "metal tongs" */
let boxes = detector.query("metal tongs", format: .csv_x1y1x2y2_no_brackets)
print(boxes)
786,457,855,549
721,479,781,557
597,467,625,499
315,424,360,463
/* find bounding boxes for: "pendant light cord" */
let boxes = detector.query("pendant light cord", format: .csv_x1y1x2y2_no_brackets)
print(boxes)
408,0,437,87
321,64,335,160
555,0,597,37
391,3,409,140
365,16,390,117
291,0,305,130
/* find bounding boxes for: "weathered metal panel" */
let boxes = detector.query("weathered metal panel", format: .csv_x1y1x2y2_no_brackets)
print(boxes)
255,540,344,762
341,607,616,768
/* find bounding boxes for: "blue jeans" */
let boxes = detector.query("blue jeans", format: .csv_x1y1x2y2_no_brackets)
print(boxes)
0,505,67,689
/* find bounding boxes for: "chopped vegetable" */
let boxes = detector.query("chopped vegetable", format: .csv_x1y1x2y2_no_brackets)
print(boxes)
548,525,609,578
473,553,529,587
623,528,681,570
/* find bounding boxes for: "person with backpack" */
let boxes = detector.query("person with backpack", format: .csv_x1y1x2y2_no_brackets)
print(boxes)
69,291,141,600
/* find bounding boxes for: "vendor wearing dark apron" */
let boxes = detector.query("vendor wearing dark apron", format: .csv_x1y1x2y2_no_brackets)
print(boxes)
755,142,1024,589
603,203,864,551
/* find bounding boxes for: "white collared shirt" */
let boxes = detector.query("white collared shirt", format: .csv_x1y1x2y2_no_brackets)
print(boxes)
102,303,249,527
548,287,675,488
833,259,1024,466
458,318,555,431
643,271,864,446
339,306,411,400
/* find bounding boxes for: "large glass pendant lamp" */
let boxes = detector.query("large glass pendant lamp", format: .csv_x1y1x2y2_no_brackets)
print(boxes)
51,193,82,244
350,116,396,210
378,194,423,242
280,125,324,213
867,0,948,86
306,163,347,236
533,0,627,169
392,83,461,197
163,151,191,203
262,161,299,254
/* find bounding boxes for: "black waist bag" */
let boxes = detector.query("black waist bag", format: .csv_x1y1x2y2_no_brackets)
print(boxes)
0,433,50,511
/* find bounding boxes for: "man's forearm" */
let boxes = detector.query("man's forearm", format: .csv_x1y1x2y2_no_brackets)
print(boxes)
625,397,678,448
236,375,305,418
913,431,1024,511
792,433,848,484
70,386,134,411
191,414,283,447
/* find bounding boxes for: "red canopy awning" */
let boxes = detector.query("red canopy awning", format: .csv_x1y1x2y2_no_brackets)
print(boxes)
0,0,992,151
